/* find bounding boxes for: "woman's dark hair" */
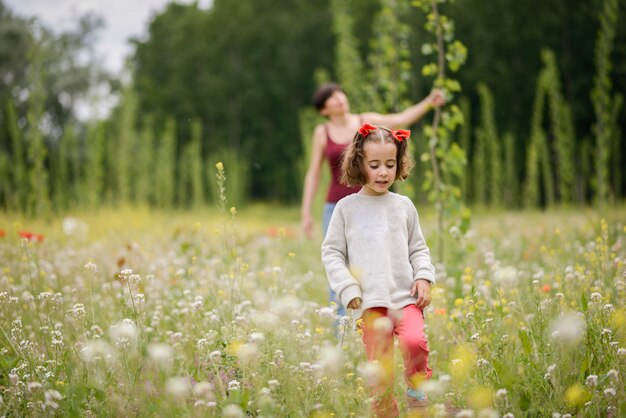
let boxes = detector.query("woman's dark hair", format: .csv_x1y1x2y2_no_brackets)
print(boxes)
340,126,415,187
312,83,343,111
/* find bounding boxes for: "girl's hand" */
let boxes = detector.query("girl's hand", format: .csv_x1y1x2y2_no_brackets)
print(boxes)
347,297,362,309
411,279,432,309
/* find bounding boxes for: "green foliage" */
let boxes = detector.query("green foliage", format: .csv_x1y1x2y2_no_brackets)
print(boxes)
25,43,50,217
133,117,155,206
207,149,249,208
503,132,519,207
591,0,620,207
330,0,378,113
115,87,138,204
609,95,623,201
154,118,176,208
3,99,26,211
459,97,472,203
414,0,469,262
83,122,105,208
178,119,205,208
542,49,576,204
475,83,502,206
367,0,412,112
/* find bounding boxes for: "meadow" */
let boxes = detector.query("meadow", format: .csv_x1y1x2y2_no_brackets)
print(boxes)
0,202,624,417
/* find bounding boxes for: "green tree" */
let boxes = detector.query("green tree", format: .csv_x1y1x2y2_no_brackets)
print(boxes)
413,0,468,262
591,0,620,206
503,132,519,207
367,0,412,112
476,83,502,206
542,49,576,204
133,117,155,206
154,118,176,208
83,122,105,208
115,87,138,204
3,99,26,211
25,42,50,217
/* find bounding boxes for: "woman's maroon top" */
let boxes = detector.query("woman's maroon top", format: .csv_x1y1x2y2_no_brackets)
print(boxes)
323,124,360,203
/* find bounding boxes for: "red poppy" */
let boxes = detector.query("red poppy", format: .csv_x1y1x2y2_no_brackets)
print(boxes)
434,308,447,316
19,231,45,242
0,229,5,238
541,284,552,293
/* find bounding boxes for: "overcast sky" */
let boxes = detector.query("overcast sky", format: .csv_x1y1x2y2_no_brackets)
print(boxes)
5,0,213,75
5,0,212,118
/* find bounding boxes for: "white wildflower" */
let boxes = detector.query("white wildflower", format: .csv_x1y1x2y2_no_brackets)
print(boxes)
604,387,616,397
227,380,240,391
147,343,174,367
235,343,259,367
358,361,384,388
373,316,394,333
193,381,215,400
549,312,586,345
109,319,138,348
222,404,245,418
318,345,343,374
585,374,598,387
166,377,191,399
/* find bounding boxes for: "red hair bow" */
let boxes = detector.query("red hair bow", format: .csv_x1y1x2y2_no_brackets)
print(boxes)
358,123,377,137
392,129,411,142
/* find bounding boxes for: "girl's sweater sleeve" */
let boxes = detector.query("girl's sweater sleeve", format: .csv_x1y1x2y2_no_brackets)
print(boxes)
321,205,362,307
407,203,436,284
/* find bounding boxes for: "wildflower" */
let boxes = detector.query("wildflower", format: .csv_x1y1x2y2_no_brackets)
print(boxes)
227,380,241,391
222,404,245,418
455,410,475,418
19,231,44,242
373,316,393,333
208,350,221,361
0,229,4,237
541,284,552,293
618,348,626,356
585,374,598,387
43,389,62,410
147,343,174,366
604,388,616,397
606,369,618,379
235,343,258,366
84,262,97,273
249,332,265,343
268,379,280,389
80,340,116,364
27,382,43,392
549,312,586,345
318,345,343,374
70,303,86,320
166,377,191,399
193,381,215,400
564,383,592,407
215,162,223,171
496,388,508,399
317,306,336,319
502,414,515,418
590,292,602,302
358,361,384,388
109,319,138,348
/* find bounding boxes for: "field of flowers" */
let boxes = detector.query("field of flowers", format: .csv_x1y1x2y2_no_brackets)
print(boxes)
0,202,625,417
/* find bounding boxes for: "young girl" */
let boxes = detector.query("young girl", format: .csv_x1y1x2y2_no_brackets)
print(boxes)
321,123,435,417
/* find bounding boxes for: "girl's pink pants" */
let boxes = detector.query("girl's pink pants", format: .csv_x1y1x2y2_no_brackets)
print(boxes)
360,304,432,418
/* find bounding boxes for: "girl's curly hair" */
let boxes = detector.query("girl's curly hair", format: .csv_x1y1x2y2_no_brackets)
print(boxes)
340,126,415,187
